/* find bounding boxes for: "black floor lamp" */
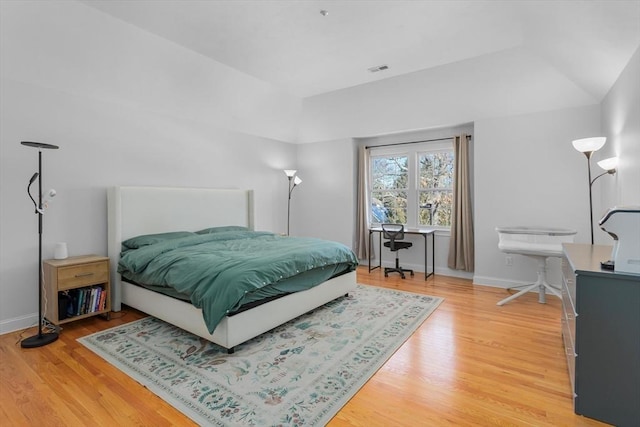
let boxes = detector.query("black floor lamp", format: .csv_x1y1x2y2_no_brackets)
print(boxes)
21,141,59,348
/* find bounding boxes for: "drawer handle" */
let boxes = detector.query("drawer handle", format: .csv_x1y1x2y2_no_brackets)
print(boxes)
75,272,94,278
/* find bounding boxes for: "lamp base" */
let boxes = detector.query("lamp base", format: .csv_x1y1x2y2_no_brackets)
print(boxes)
20,331,59,348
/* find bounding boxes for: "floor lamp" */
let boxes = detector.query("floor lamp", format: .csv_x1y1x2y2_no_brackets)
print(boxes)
284,169,302,236
21,141,60,348
572,137,617,244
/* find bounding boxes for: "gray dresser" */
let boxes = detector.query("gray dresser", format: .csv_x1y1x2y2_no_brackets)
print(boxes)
561,243,640,426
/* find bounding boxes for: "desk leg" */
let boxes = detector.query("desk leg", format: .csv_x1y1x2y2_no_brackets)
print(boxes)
368,230,382,272
431,233,435,277
368,231,371,271
424,232,435,280
378,231,382,271
424,233,428,280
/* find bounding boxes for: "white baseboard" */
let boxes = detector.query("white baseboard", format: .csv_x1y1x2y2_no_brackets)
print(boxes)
472,275,563,299
436,267,473,280
472,275,529,289
0,312,38,335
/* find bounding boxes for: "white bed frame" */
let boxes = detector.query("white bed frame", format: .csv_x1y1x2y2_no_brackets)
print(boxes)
107,186,356,352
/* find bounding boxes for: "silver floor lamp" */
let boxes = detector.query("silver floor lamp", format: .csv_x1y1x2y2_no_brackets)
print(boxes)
21,141,60,348
572,137,618,244
284,169,302,236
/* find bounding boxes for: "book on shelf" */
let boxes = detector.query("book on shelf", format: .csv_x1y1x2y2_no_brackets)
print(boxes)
82,288,90,314
76,288,84,316
64,285,106,317
90,287,98,313
98,288,107,311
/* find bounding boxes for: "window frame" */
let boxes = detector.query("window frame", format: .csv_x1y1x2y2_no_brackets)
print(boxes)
417,146,455,227
369,141,454,230
370,150,411,225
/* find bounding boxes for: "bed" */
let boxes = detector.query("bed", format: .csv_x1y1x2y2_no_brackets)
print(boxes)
107,186,358,352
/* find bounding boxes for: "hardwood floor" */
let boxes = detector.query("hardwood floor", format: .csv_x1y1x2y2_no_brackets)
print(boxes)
1,266,609,426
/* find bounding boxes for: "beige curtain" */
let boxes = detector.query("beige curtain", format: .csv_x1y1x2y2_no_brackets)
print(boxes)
355,145,371,259
448,134,474,272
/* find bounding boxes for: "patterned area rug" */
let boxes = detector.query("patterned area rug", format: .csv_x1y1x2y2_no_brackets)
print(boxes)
79,285,442,426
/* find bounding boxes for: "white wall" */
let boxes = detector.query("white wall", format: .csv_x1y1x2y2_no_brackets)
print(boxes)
0,1,301,333
473,105,601,288
290,138,355,248
599,45,640,230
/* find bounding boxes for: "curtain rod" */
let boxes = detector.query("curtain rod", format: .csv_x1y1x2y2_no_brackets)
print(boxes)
365,134,472,149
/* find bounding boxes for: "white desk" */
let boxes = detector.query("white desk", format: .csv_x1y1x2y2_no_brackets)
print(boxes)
368,227,435,280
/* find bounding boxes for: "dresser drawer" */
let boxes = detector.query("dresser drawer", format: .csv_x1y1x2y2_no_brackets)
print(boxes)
561,313,577,397
561,258,577,305
57,261,109,290
561,282,577,343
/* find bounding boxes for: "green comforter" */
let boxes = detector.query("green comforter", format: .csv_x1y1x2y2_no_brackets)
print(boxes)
118,230,358,333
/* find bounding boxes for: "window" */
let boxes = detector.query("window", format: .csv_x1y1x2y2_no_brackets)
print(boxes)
369,141,454,228
418,150,454,226
371,156,408,224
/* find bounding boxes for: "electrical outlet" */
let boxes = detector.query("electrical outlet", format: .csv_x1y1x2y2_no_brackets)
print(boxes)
505,256,513,266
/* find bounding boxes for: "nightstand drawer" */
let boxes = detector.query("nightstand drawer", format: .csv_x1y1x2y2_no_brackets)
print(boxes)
57,261,109,290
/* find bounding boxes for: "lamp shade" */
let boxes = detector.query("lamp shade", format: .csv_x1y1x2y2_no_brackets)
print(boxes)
284,169,297,177
597,156,618,171
572,137,606,153
293,176,302,186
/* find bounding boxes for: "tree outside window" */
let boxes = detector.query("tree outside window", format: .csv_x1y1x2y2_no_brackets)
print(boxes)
369,143,455,229
419,151,454,226
371,156,408,224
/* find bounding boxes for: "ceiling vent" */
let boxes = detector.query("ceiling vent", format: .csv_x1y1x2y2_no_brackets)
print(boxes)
368,64,389,73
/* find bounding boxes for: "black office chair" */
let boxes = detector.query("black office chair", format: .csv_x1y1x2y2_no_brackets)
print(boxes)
382,223,414,279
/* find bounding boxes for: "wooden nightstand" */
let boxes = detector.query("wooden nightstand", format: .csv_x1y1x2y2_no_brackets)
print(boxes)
43,255,111,325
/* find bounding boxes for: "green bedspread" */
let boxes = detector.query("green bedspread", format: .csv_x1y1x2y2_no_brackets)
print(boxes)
118,229,358,333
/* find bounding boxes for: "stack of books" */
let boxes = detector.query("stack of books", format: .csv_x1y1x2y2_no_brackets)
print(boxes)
63,286,108,318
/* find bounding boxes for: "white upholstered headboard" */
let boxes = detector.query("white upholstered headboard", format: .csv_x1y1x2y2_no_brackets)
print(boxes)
107,186,254,311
